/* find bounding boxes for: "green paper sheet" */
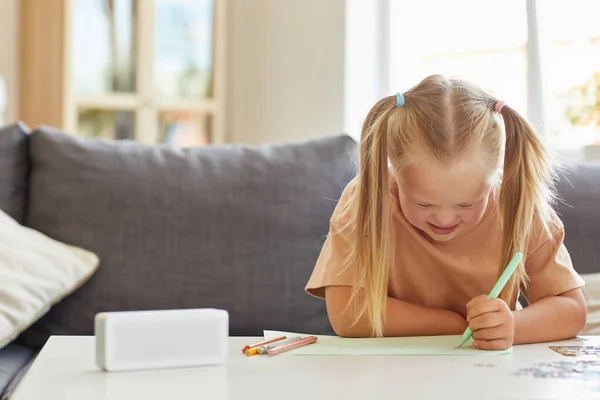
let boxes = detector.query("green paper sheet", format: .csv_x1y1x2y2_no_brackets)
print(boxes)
263,330,512,356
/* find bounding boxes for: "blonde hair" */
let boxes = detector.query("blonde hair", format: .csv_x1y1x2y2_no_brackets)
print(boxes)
343,75,558,337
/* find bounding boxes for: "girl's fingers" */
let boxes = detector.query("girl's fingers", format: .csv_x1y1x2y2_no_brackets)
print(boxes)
471,325,508,341
465,295,488,314
473,338,512,351
467,298,505,320
469,312,505,331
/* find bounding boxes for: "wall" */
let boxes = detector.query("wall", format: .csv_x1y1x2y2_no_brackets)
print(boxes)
226,0,346,145
0,0,19,124
1,0,347,143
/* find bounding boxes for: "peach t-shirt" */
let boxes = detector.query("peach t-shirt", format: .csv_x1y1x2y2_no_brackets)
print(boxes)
306,176,584,316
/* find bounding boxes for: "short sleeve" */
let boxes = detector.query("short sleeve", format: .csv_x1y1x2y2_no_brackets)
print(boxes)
523,218,585,304
305,179,359,299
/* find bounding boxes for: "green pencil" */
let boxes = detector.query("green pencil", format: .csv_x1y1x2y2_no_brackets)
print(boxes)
457,252,524,348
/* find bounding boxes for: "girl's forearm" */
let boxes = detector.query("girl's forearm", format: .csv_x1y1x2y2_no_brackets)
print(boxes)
329,289,467,338
382,296,468,337
513,293,586,345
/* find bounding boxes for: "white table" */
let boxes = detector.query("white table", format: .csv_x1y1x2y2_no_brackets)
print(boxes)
10,336,600,400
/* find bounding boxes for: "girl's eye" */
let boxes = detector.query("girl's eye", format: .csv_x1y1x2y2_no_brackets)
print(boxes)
459,204,474,209
417,203,432,208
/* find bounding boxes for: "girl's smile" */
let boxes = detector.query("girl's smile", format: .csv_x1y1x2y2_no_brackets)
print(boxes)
428,222,460,235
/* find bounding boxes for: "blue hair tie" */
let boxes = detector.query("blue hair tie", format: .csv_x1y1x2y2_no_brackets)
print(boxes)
395,92,405,107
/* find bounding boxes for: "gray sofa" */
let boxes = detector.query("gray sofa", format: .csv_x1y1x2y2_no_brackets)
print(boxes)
0,122,357,396
0,122,599,397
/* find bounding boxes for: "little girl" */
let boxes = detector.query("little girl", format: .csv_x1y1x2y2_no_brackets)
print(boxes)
306,75,586,350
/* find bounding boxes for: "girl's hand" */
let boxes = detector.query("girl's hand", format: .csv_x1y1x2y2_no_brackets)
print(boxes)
466,295,514,350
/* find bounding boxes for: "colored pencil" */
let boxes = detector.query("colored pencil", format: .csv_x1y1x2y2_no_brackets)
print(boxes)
267,336,318,356
242,336,286,354
257,335,302,354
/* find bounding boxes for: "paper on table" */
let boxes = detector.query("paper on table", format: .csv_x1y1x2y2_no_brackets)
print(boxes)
263,330,512,356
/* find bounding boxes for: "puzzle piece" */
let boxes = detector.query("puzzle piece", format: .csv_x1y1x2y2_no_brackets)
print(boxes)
549,346,600,357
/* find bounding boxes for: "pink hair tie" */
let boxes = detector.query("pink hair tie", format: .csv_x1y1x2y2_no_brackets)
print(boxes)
495,101,506,113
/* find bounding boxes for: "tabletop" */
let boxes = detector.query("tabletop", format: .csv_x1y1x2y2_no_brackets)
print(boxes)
10,335,600,400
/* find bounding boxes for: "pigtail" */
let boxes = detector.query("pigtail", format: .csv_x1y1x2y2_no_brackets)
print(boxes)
345,97,396,337
497,105,558,304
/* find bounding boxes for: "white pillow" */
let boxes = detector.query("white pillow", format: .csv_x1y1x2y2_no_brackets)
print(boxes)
0,209,99,348
581,273,600,335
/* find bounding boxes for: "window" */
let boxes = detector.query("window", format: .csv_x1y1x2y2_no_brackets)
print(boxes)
385,0,600,158
539,1,600,152
389,0,528,113
69,0,220,146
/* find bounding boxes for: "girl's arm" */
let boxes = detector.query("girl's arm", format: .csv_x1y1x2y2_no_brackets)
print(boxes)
325,285,468,337
513,288,586,344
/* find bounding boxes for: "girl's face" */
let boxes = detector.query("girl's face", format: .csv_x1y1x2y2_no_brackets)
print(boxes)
397,160,493,242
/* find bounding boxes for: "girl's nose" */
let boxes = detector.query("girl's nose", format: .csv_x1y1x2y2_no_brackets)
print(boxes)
432,211,458,227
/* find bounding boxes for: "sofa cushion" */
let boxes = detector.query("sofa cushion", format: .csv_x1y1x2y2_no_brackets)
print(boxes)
20,127,357,348
555,163,600,275
0,208,100,349
0,343,34,398
0,123,30,224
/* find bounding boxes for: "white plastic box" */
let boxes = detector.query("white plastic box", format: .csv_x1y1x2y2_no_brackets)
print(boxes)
95,308,229,372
